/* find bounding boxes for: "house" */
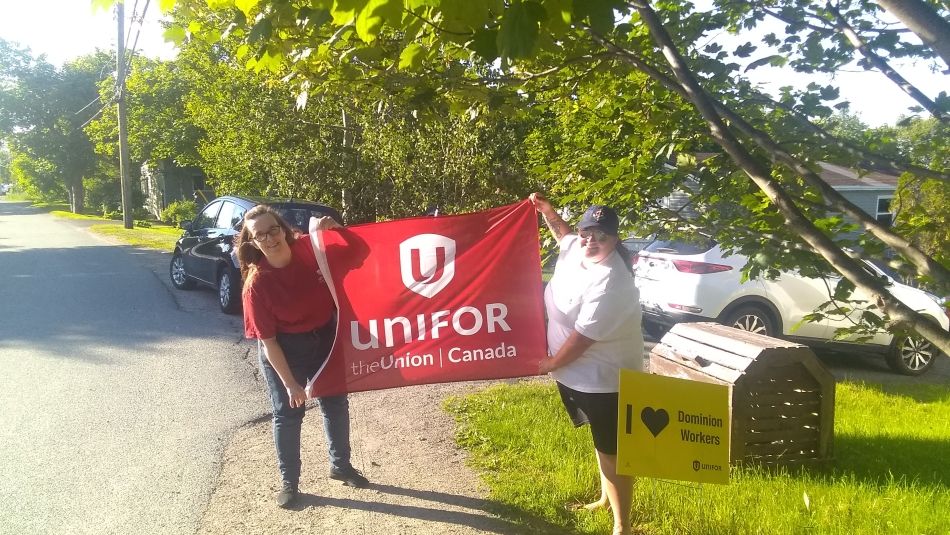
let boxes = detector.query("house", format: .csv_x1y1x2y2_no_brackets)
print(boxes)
814,161,898,226
658,160,899,228
140,159,210,219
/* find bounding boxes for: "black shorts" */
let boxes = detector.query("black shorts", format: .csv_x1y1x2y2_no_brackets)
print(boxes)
557,382,619,455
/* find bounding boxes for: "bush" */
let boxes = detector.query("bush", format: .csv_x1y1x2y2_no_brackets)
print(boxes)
134,220,152,228
161,200,198,227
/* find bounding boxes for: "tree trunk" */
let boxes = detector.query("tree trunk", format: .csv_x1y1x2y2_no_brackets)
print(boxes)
70,180,84,213
631,1,950,355
591,33,950,289
877,0,950,72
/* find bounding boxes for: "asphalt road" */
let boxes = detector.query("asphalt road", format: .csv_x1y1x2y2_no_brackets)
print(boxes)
0,201,266,535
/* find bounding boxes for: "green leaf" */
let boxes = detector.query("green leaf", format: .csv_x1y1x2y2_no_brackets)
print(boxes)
498,1,545,60
332,0,369,25
832,278,855,302
235,0,260,18
541,0,572,36
745,55,782,72
442,0,495,30
733,42,756,58
247,18,273,43
355,0,402,42
398,43,425,70
469,28,499,61
158,0,177,12
163,25,187,45
574,0,613,35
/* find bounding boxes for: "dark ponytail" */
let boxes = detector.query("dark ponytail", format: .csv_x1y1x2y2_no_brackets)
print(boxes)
615,241,634,275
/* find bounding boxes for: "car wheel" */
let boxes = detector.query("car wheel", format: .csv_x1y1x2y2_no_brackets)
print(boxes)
170,253,196,290
218,267,241,315
886,333,938,376
724,306,775,337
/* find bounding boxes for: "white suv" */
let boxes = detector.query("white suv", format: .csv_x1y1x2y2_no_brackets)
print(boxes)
633,238,949,375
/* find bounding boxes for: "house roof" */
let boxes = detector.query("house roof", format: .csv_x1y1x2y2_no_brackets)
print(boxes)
684,154,899,191
815,162,899,190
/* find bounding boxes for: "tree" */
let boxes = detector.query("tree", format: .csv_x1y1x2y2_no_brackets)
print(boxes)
87,56,203,167
0,39,114,211
889,118,950,277
144,0,949,353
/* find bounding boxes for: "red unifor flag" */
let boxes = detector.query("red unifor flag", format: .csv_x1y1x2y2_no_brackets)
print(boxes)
306,200,547,397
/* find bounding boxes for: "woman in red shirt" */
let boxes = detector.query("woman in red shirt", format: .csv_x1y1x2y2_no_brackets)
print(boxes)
236,204,368,508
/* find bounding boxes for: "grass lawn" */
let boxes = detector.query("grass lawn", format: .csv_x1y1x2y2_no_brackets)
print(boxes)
49,210,182,251
445,380,950,535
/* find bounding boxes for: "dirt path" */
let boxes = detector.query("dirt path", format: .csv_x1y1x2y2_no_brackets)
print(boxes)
196,379,532,535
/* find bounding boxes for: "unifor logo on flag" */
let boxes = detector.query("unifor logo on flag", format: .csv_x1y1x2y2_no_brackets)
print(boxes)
306,200,547,396
399,234,455,298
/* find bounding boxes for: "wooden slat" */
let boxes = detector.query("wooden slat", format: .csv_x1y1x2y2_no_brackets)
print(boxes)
655,332,756,372
744,391,822,405
649,357,730,385
745,415,820,431
747,365,818,387
746,428,819,444
666,322,805,357
742,454,827,467
651,345,744,384
745,348,824,371
741,404,819,419
745,440,819,456
747,400,821,412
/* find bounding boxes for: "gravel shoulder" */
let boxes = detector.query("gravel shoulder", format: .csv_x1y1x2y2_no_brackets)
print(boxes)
196,381,533,535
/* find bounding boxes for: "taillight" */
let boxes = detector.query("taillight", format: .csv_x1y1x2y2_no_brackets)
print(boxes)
671,260,733,274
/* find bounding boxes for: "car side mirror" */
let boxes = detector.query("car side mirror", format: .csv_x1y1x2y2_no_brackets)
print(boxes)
179,221,193,231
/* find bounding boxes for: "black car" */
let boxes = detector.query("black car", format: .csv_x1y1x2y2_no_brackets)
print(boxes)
169,195,343,314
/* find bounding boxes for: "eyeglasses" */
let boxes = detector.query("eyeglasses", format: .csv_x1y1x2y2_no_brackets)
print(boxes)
578,229,609,242
251,225,283,242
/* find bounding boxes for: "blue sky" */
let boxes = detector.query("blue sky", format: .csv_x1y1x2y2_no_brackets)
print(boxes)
0,0,944,126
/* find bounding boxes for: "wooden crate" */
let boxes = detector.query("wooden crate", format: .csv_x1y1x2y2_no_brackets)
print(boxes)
650,322,835,466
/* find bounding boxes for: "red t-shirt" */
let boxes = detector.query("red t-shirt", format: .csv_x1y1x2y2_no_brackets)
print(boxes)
243,236,335,339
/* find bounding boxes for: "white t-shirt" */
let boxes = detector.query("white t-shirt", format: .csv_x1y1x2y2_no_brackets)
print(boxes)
544,234,644,393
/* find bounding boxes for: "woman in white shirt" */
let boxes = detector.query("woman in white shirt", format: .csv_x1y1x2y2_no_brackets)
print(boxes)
530,193,643,535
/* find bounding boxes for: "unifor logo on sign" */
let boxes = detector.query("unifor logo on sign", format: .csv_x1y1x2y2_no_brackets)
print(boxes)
399,234,456,298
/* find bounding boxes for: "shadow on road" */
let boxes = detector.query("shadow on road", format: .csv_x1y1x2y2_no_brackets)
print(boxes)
0,243,242,364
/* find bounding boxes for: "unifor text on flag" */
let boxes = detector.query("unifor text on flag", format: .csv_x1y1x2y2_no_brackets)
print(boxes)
307,200,547,397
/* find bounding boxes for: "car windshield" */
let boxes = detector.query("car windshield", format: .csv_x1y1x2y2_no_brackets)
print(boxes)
641,237,716,255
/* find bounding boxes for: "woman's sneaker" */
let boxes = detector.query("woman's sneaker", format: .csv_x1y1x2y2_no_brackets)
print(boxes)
276,481,298,508
329,466,369,488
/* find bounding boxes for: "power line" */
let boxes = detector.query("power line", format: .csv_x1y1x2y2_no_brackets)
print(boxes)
124,0,140,51
126,0,151,74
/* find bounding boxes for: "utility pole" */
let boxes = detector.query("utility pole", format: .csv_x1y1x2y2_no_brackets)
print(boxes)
117,1,133,229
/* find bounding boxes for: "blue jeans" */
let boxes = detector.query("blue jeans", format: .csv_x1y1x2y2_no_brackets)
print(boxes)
259,328,353,486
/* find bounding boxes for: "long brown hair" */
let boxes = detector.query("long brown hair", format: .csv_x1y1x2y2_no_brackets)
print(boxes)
235,204,297,282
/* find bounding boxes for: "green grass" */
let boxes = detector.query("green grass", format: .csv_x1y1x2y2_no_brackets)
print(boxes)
46,209,181,251
445,381,950,535
49,210,108,220
89,223,181,251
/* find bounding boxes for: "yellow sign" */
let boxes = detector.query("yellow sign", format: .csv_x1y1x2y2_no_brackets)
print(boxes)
617,370,731,484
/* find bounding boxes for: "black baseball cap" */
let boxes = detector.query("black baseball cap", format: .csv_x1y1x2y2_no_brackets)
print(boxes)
577,205,619,236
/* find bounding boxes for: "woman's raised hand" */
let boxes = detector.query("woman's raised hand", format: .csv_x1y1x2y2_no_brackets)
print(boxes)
529,192,553,214
312,216,342,232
